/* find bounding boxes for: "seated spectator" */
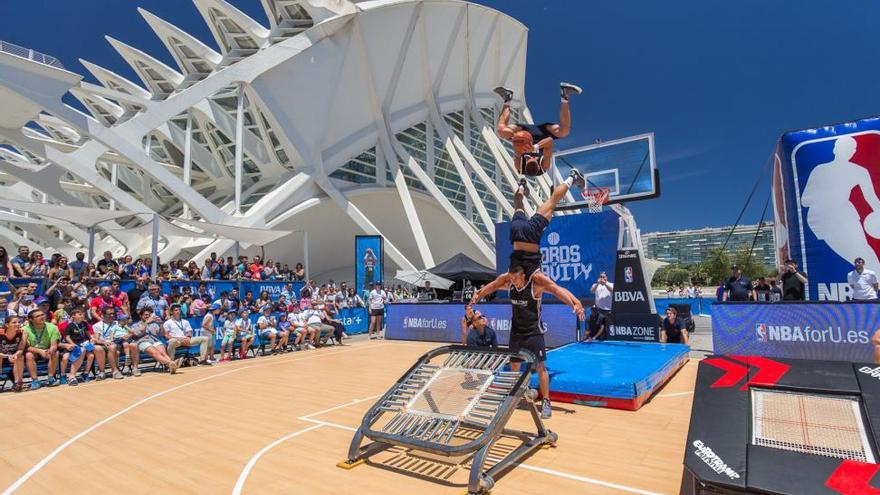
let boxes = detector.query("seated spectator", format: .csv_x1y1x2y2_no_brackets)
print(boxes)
660,307,689,344
243,290,258,313
137,284,170,319
68,252,87,281
24,309,61,389
35,297,54,322
11,288,38,317
219,308,237,362
277,313,291,347
163,304,212,365
293,263,305,281
234,308,254,359
0,246,14,279
91,306,128,379
305,302,335,347
0,297,13,324
248,256,264,281
586,305,607,341
228,287,241,311
321,307,346,345
27,251,48,278
118,255,136,279
289,308,314,351
466,310,498,349
257,305,287,353
48,255,70,281
58,308,94,386
96,251,118,277
11,245,30,277
274,295,291,313
109,280,130,316
255,290,272,311
190,296,207,317
419,281,438,301
0,315,27,392
129,308,178,374
345,288,364,309
201,303,221,362
90,285,123,323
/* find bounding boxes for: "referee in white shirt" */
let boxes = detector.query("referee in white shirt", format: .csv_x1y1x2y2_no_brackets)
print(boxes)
590,272,614,322
848,257,879,301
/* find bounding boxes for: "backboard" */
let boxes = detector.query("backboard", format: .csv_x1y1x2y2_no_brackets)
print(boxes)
553,133,659,210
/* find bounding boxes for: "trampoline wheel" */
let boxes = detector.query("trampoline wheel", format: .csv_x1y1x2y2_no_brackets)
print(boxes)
525,388,538,401
546,431,558,444
481,475,495,491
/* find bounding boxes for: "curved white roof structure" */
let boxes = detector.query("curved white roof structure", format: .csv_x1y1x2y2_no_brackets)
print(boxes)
0,0,562,281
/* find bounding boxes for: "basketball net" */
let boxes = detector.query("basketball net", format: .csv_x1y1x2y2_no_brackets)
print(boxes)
584,187,610,213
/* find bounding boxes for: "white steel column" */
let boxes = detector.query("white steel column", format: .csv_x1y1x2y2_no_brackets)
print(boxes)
183,112,193,218
151,213,159,278
234,82,245,215
109,163,118,210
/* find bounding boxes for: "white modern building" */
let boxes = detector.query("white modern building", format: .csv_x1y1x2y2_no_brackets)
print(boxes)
0,0,563,281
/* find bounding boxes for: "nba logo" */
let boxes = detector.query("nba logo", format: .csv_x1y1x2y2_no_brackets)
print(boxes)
755,323,768,343
624,266,633,283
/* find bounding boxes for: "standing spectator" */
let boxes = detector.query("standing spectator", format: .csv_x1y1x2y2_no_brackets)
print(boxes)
163,304,211,365
293,263,305,281
119,255,136,279
345,288,364,309
109,280,130,316
23,308,61,388
58,308,95,385
0,246,14,279
127,276,148,322
687,283,696,298
11,246,30,277
129,308,178,373
848,257,879,301
299,281,313,309
779,259,808,301
659,306,689,344
463,281,476,303
228,287,241,311
91,306,129,379
68,252,87,281
769,280,783,302
201,258,213,280
723,265,755,302
590,272,614,324
420,281,438,301
754,277,771,302
0,315,27,392
367,281,387,340
465,309,498,349
201,303,222,362
585,305,608,341
96,251,118,276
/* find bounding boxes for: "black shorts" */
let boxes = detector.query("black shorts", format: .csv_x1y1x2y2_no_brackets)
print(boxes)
369,308,384,317
509,333,546,363
510,211,549,245
510,250,542,278
514,122,557,142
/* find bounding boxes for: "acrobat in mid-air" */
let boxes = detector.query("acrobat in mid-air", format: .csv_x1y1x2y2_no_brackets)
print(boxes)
494,82,581,177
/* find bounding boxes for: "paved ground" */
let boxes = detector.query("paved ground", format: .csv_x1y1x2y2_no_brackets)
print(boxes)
689,316,714,359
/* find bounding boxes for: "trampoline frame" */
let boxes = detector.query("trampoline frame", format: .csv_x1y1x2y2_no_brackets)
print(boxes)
341,345,557,495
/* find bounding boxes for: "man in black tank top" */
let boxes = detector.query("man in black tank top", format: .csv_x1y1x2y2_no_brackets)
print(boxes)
471,264,585,419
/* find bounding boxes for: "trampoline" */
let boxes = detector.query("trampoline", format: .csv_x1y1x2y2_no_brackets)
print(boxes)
535,341,690,410
339,345,556,495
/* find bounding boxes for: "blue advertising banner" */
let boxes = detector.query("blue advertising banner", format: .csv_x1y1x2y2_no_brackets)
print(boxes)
240,281,303,300
356,235,383,298
337,307,369,334
773,116,880,300
160,280,238,300
385,303,577,348
712,302,877,362
495,210,619,298
7,277,44,295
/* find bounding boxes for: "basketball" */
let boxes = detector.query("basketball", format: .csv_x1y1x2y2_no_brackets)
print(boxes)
865,211,880,238
512,130,534,154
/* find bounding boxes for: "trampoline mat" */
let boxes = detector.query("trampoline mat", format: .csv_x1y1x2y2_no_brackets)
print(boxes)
408,369,494,419
751,389,875,463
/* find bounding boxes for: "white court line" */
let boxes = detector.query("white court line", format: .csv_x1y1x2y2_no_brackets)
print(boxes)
231,424,325,495
300,394,384,419
1,343,380,495
655,391,694,398
302,418,358,432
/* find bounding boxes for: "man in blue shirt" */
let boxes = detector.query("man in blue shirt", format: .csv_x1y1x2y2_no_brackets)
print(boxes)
466,310,498,349
11,245,30,277
68,252,87,281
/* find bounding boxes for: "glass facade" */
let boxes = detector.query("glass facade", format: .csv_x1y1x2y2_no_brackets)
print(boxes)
642,223,778,267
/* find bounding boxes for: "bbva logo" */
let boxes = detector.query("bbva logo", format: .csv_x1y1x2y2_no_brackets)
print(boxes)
614,291,645,302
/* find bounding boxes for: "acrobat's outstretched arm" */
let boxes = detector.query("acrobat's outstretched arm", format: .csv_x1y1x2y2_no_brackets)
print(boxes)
533,272,585,320
470,273,511,305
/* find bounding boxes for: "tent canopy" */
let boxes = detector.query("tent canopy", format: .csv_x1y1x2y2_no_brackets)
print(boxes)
428,252,496,281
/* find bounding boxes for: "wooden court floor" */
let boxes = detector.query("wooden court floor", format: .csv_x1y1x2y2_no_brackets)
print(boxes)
0,340,697,495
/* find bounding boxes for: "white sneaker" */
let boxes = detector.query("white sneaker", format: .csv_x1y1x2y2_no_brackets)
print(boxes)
541,399,552,419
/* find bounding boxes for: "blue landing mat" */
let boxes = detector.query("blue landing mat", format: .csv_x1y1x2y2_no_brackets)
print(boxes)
530,341,690,410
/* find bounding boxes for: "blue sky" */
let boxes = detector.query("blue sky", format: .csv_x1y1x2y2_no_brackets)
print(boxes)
2,0,878,233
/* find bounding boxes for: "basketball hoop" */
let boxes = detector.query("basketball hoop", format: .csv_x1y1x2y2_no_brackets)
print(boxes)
584,187,610,213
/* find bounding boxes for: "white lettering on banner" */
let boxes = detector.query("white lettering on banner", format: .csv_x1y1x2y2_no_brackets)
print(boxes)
402,317,448,330
614,291,645,302
259,285,283,295
617,252,637,260
817,283,854,301
859,366,880,379
540,243,593,283
692,440,741,480
608,325,655,339
755,323,870,344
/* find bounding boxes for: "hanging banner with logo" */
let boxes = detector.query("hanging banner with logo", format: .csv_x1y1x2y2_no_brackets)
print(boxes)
608,249,660,342
385,303,577,348
495,210,619,298
772,116,880,301
240,281,304,300
355,235,384,298
713,302,877,362
337,307,369,334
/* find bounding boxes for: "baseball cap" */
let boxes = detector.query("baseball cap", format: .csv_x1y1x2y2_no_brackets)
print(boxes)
35,296,49,305
209,303,221,311
261,305,272,312
239,308,249,315
227,308,236,314
117,313,131,321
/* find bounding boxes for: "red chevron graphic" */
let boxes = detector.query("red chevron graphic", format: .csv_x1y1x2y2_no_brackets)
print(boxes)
826,460,880,495
704,356,791,390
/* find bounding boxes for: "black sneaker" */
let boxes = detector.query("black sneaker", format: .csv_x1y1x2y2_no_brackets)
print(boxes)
560,82,582,100
493,86,514,103
569,168,586,189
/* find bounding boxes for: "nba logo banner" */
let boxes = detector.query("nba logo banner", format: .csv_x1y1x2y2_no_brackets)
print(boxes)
772,116,880,300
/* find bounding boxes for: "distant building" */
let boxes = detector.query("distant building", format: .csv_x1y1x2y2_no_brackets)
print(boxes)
642,223,777,267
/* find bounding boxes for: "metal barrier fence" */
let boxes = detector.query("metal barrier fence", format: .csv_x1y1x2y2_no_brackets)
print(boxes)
0,40,65,69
